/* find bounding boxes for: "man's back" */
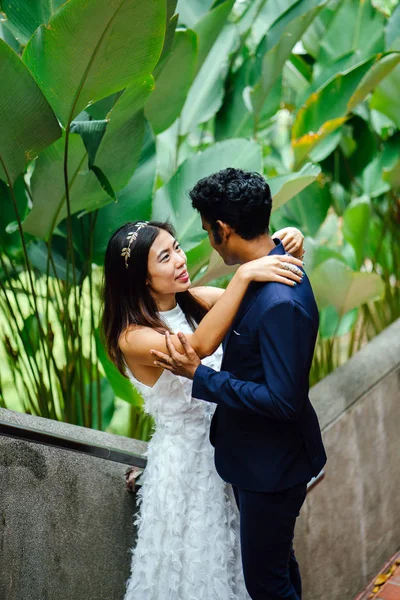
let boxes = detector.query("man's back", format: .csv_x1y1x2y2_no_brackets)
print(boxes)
193,244,326,491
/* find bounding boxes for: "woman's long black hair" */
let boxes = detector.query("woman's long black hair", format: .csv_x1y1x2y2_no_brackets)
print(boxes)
102,221,209,375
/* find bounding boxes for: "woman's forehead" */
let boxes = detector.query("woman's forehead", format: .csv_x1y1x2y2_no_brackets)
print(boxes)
149,229,175,255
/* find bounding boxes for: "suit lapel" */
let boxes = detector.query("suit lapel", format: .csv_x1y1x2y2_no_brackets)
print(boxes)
221,240,286,366
223,284,260,351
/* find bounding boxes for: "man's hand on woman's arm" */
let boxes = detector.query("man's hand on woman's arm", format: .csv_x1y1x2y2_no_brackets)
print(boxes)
151,331,201,380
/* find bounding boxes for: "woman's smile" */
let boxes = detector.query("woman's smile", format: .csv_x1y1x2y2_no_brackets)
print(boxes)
176,268,189,283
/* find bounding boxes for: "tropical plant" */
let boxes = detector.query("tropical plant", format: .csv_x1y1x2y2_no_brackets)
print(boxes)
0,0,398,438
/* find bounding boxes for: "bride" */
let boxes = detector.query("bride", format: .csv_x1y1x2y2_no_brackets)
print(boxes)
102,220,304,600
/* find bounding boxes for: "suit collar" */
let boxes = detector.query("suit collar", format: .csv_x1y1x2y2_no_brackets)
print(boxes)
268,238,285,256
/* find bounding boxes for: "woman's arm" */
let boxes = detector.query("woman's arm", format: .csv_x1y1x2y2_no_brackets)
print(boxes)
190,286,224,308
120,253,304,368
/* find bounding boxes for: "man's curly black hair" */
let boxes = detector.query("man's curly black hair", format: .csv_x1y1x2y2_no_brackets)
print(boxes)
189,168,272,242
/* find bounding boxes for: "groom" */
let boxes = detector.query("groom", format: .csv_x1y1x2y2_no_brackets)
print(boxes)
153,168,327,599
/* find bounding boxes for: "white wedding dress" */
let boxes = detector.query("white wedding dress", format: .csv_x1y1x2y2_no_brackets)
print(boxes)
124,303,250,600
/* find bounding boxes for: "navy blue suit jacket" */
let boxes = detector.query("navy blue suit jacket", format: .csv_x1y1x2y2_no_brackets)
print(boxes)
192,241,327,492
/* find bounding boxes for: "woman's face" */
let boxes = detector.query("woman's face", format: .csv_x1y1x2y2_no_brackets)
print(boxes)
146,229,190,297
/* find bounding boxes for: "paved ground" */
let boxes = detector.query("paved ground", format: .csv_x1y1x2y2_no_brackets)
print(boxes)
355,551,400,600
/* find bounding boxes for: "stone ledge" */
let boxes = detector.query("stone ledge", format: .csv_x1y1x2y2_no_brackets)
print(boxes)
310,318,400,431
0,406,147,457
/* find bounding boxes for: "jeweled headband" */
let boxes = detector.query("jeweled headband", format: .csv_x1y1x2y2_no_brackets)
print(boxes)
121,221,149,269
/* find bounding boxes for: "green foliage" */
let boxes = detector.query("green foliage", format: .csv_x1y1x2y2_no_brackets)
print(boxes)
0,0,399,440
22,0,165,127
145,30,197,134
1,0,65,44
0,39,61,183
179,25,237,135
309,259,384,314
250,0,325,121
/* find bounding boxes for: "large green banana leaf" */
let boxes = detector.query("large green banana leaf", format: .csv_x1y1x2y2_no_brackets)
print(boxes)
269,164,321,212
0,39,61,184
342,196,371,270
370,64,400,129
271,180,331,237
176,0,216,27
366,217,396,274
93,78,154,191
215,51,282,140
151,0,233,133
145,31,197,134
22,133,88,239
179,24,237,135
22,0,165,127
318,0,385,68
23,79,154,239
310,259,384,314
381,138,400,189
250,0,324,118
386,3,400,50
153,14,178,78
0,16,22,52
360,152,393,198
1,0,65,44
318,305,358,340
252,0,302,44
167,0,178,22
216,0,323,139
303,238,349,274
155,120,181,186
347,52,400,112
27,239,82,283
293,59,374,146
0,177,28,252
302,0,344,58
215,60,258,140
192,0,235,74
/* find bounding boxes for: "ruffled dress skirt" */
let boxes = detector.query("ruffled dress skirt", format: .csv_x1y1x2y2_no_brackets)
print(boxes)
124,421,249,600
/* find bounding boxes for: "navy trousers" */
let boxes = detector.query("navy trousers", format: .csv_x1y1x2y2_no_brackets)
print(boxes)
233,482,307,600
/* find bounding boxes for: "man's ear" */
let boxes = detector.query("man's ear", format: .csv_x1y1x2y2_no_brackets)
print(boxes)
216,220,232,240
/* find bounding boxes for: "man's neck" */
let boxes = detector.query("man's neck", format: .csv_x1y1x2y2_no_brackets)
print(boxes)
235,234,277,265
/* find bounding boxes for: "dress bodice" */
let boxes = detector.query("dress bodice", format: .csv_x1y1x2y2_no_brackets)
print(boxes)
125,303,223,433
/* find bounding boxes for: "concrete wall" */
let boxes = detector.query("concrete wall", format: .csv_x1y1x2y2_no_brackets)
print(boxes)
1,319,399,600
0,412,146,600
296,318,400,600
